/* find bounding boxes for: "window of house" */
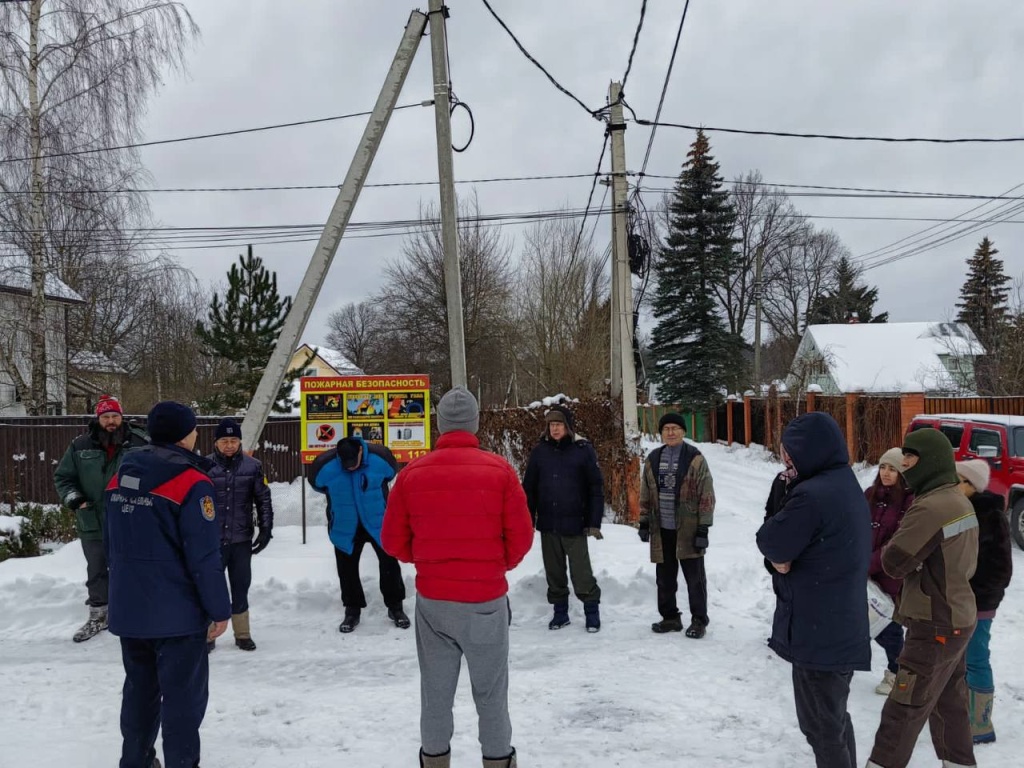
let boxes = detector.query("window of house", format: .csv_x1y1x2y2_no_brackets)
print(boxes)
968,428,1002,456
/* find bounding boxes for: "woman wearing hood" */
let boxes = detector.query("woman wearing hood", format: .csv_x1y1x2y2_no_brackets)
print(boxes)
866,448,914,695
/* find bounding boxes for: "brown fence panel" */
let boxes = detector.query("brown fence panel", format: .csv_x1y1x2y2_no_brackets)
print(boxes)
748,398,767,447
925,397,1024,416
0,415,303,506
857,397,902,464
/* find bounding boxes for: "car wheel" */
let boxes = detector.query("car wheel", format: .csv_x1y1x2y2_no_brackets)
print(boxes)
1011,497,1024,551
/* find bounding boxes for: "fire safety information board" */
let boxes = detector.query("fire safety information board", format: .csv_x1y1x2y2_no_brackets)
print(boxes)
299,375,431,464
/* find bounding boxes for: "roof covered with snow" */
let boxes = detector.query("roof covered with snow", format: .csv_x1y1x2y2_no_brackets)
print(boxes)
69,351,128,375
800,322,985,394
315,346,363,375
0,257,84,303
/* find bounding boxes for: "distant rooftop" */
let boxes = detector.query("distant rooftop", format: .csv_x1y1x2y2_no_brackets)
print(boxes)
0,257,84,303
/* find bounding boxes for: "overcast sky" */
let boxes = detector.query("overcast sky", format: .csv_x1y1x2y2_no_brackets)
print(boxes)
137,0,1024,347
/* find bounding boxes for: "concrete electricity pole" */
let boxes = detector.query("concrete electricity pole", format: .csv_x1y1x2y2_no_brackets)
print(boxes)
608,82,639,439
428,0,468,389
239,11,427,452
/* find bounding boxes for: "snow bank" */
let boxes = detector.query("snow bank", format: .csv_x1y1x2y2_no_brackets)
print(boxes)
1,443,1020,767
0,514,27,539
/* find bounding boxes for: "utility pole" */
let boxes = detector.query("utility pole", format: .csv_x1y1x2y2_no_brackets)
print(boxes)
428,0,468,389
608,172,622,398
608,82,639,440
239,11,428,453
753,245,764,386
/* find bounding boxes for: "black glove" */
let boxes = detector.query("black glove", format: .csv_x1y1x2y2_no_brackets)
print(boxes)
638,521,650,543
252,527,272,555
693,525,709,551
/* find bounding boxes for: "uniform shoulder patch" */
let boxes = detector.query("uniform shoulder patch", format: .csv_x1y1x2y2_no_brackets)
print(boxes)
201,496,216,521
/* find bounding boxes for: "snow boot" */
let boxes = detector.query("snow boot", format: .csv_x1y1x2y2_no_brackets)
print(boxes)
388,607,411,629
969,687,996,744
651,615,683,633
419,747,451,767
482,748,517,767
73,605,108,643
339,609,360,633
875,669,896,696
685,616,708,639
584,601,600,633
232,611,256,651
548,602,570,630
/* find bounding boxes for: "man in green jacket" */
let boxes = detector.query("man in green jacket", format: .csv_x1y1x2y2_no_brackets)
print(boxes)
53,395,148,642
866,427,979,768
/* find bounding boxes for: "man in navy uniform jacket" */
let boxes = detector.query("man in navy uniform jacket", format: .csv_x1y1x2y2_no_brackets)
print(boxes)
104,401,230,768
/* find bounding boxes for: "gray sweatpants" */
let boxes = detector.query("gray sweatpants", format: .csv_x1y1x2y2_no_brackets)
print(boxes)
416,595,512,759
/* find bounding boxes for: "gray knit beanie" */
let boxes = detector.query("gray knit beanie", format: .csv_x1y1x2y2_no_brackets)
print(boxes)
436,386,479,434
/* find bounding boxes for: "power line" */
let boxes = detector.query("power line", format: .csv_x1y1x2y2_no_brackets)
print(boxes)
479,0,603,120
637,0,691,181
620,0,648,92
567,134,611,275
0,103,427,165
633,118,1024,144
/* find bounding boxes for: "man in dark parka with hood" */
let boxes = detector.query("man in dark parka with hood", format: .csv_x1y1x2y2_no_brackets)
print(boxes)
756,412,871,768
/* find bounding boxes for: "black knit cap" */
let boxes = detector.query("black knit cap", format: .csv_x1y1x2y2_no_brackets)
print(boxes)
658,412,687,433
147,401,197,445
215,418,241,441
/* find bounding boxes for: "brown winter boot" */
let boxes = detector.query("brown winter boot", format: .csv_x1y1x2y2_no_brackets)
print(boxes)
482,748,517,767
419,747,451,767
232,611,256,651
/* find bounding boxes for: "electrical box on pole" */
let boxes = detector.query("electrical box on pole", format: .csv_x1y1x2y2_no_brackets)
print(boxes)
238,11,428,453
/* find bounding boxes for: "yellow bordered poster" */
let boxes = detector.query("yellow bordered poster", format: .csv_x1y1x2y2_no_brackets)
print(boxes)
300,375,431,463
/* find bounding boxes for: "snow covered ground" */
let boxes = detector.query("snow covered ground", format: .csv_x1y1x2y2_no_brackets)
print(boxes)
1,442,1021,767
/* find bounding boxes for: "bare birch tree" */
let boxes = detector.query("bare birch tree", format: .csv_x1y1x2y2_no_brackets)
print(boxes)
326,301,382,373
762,226,844,342
0,0,197,413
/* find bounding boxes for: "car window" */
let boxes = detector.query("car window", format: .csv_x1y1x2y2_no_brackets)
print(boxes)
968,428,1002,456
937,425,964,448
1013,427,1024,457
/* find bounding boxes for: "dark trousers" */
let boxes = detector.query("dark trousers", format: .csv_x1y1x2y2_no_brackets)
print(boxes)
875,621,905,674
81,537,108,606
655,528,708,622
333,524,405,611
792,666,856,768
540,531,601,604
119,632,209,768
868,621,975,768
220,542,252,615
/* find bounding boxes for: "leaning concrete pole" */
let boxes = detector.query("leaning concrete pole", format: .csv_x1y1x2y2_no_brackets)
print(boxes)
239,11,428,453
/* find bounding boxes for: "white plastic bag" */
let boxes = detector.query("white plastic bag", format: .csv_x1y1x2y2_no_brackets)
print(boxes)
867,579,895,638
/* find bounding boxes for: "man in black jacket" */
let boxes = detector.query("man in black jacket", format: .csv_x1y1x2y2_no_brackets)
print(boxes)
756,412,871,768
206,418,273,651
522,404,605,632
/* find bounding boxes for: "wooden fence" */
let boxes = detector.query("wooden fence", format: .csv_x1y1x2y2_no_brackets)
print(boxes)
711,391,1024,465
0,416,303,507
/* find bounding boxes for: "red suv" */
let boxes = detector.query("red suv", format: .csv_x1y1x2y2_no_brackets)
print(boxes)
907,414,1024,551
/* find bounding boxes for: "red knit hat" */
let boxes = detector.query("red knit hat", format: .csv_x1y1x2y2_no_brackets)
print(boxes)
95,395,123,417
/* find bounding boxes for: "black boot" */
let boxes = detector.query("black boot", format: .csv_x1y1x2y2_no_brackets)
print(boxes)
685,617,708,639
548,602,570,630
651,615,683,633
388,607,411,629
339,609,360,633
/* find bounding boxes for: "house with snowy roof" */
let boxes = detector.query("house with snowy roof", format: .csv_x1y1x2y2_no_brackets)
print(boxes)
285,343,365,415
0,257,85,415
788,322,985,396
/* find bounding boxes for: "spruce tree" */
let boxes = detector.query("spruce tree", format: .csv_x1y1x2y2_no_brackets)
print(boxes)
806,256,889,325
196,246,296,413
650,130,743,406
956,236,1011,352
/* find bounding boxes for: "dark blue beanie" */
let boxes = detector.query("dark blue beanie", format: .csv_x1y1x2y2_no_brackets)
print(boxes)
147,401,198,445
215,418,242,441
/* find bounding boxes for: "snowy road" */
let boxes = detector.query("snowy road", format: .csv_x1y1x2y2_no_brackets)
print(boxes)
1,443,1021,767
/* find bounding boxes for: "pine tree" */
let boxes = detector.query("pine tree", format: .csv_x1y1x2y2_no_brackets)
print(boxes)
196,246,296,413
806,256,889,325
956,237,1011,352
650,130,744,406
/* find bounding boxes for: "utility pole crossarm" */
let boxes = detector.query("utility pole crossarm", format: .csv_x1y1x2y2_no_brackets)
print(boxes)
239,11,428,453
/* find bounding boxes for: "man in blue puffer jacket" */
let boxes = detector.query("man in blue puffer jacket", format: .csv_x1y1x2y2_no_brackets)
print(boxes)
206,418,273,652
309,435,407,633
104,401,231,768
756,412,871,768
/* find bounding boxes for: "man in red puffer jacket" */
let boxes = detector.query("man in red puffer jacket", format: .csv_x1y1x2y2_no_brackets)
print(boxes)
382,386,533,768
